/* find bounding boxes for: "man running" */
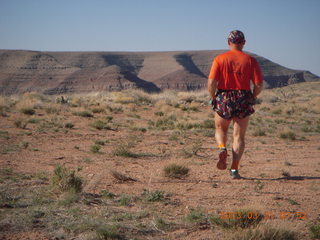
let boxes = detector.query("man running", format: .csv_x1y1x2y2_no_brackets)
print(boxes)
208,30,263,179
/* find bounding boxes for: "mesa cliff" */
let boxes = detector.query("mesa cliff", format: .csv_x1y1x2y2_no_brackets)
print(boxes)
0,49,318,95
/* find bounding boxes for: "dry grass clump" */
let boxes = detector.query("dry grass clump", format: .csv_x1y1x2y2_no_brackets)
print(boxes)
231,222,298,240
210,209,264,229
51,164,83,193
309,223,320,239
112,89,154,106
177,90,208,104
279,129,296,140
0,96,13,116
163,163,189,178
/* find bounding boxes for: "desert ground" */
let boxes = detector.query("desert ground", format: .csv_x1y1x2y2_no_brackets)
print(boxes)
0,82,320,240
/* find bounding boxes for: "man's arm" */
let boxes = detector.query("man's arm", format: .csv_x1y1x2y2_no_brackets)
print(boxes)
252,82,263,98
208,78,218,100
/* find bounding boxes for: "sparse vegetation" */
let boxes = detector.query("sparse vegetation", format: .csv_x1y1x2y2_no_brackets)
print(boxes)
164,164,189,178
211,209,264,229
20,107,36,115
231,224,298,240
51,164,83,193
309,223,320,239
96,225,121,240
73,110,93,118
14,119,28,129
142,190,166,202
64,122,74,129
186,208,206,223
91,120,111,130
252,128,266,136
0,83,319,240
279,130,296,140
90,144,102,153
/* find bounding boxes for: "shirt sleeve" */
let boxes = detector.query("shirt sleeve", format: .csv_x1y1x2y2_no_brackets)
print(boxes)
251,57,263,84
208,57,220,81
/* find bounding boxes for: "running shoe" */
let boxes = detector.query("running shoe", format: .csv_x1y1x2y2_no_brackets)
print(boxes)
229,169,241,179
217,147,227,170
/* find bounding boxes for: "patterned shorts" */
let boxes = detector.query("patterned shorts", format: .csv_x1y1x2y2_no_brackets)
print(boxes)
211,90,256,120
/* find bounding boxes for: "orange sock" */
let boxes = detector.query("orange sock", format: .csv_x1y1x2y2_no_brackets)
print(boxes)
231,160,240,170
218,144,226,149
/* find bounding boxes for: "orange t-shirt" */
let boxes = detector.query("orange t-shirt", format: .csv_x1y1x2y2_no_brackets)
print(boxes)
208,50,263,90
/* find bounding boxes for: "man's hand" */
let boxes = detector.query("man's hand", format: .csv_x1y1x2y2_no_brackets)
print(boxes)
253,82,263,98
208,78,218,100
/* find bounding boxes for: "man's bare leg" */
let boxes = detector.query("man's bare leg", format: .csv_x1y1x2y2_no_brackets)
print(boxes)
215,113,231,169
231,117,250,170
215,113,231,147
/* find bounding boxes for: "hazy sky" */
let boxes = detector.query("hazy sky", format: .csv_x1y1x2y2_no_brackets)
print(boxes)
0,0,319,76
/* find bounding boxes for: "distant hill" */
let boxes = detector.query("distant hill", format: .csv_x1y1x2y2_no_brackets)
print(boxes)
0,49,319,95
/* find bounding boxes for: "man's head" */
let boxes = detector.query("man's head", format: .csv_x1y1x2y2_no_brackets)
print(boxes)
228,30,246,51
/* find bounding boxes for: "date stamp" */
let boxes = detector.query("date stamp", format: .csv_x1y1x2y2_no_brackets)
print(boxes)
219,211,308,220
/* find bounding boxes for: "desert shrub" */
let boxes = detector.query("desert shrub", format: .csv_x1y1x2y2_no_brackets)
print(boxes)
106,116,113,122
271,108,282,115
130,126,147,132
252,128,266,136
231,224,297,240
118,194,132,206
91,120,111,130
116,89,154,106
186,208,206,223
73,111,93,117
112,145,139,158
149,115,177,130
309,223,320,239
51,165,83,193
106,106,123,114
28,118,41,124
201,119,215,129
14,119,28,129
90,144,101,153
20,107,36,115
155,217,175,231
91,107,105,113
211,209,264,229
96,225,121,240
100,189,116,199
164,164,189,178
155,111,164,116
45,106,59,114
64,122,74,129
279,130,296,140
142,190,165,202
94,139,105,145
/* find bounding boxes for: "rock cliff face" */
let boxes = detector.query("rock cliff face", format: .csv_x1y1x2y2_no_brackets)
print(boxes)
0,49,318,95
